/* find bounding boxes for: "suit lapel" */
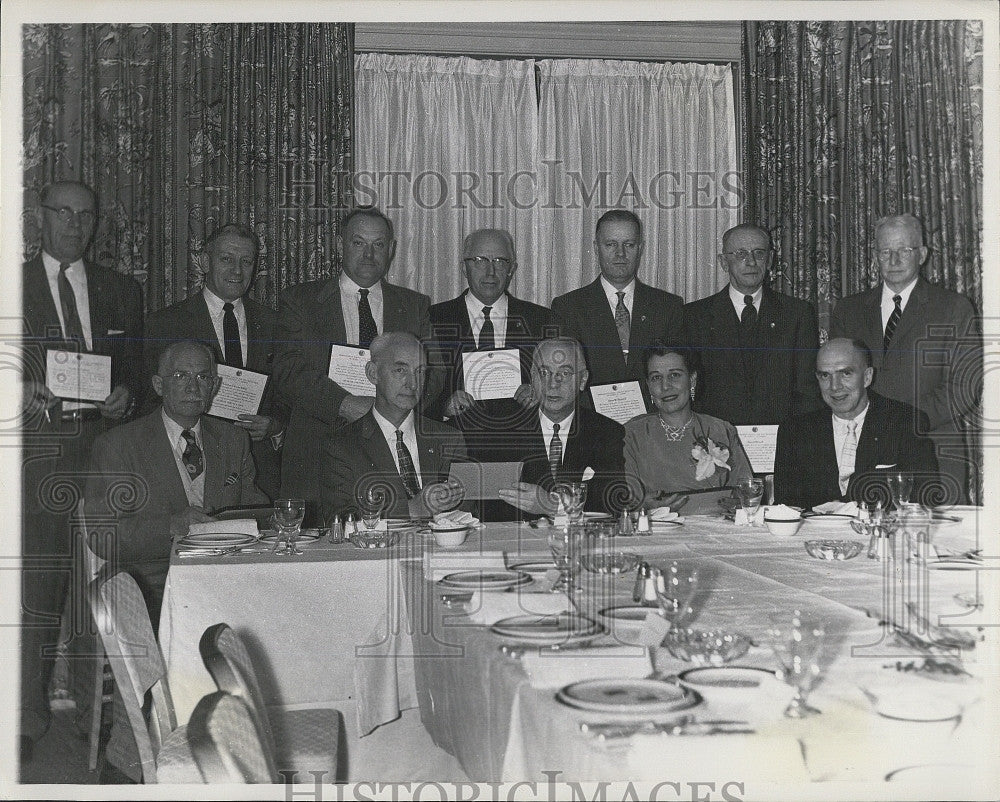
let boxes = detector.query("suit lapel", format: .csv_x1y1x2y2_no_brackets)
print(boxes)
382,281,413,336
855,398,883,470
627,283,655,370
201,419,227,509
23,257,62,337
317,279,348,344
144,414,189,509
84,263,107,353
816,413,840,483
243,299,270,371
415,422,442,485
887,279,927,352
863,288,885,368
586,279,625,369
710,289,744,378
187,294,224,358
359,413,399,476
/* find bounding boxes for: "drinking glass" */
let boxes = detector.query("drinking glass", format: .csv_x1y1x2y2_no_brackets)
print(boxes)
736,478,765,521
766,610,826,718
555,482,587,525
274,499,305,555
654,561,700,627
547,528,583,592
897,503,933,562
357,487,385,531
888,472,914,510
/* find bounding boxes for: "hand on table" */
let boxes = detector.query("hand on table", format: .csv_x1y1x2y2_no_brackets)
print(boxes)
443,390,475,418
170,506,216,536
339,394,375,422
498,482,559,516
650,492,689,512
411,478,467,517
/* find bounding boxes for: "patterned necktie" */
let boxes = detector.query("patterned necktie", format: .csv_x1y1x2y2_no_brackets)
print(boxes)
358,288,378,348
838,420,858,495
181,429,204,480
58,263,86,344
479,306,495,350
395,430,421,498
741,294,757,330
614,291,630,353
222,302,243,368
548,422,562,480
883,294,902,352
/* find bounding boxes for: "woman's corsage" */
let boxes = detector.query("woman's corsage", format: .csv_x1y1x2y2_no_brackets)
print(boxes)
691,433,731,481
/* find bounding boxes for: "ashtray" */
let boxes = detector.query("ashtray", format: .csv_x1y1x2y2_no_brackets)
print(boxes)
350,529,401,549
580,551,640,575
659,628,752,666
804,539,864,561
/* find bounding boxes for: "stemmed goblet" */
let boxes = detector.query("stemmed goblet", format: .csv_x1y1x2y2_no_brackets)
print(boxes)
736,478,765,522
274,498,305,556
555,482,587,526
653,561,700,626
547,527,584,593
766,610,826,718
888,472,914,511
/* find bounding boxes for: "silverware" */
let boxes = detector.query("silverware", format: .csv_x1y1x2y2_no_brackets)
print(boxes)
580,717,754,741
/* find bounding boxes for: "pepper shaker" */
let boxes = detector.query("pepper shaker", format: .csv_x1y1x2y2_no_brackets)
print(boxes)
632,561,650,603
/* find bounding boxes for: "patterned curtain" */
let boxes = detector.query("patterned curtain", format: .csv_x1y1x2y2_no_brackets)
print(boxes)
22,23,354,312
742,20,983,335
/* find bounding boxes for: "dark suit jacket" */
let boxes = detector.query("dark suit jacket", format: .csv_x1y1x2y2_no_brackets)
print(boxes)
86,410,266,605
683,285,822,425
829,278,979,434
273,278,432,504
22,255,144,415
774,393,939,510
514,407,626,514
551,277,684,407
144,291,287,500
320,410,468,519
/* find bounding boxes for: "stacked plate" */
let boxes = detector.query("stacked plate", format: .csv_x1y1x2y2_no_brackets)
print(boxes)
555,678,701,718
438,569,532,590
258,529,322,545
177,532,259,550
490,612,602,646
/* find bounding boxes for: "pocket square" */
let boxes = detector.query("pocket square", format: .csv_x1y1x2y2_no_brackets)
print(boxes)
107,329,125,335
223,471,240,486
875,464,897,469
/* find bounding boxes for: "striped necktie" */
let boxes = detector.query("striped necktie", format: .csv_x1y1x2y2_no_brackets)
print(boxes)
548,422,562,480
395,430,421,498
358,288,378,348
479,306,495,350
883,294,902,352
838,420,857,495
222,302,243,368
181,429,204,480
614,291,630,353
58,263,86,344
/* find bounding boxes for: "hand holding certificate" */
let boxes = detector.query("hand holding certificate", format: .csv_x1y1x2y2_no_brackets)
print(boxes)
589,381,646,425
328,345,376,397
46,350,111,402
461,349,522,400
207,365,268,421
735,425,778,474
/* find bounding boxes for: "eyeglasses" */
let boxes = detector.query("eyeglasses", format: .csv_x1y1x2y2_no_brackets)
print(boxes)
464,256,513,271
723,248,771,263
876,247,918,261
42,205,97,227
162,371,217,386
535,366,576,383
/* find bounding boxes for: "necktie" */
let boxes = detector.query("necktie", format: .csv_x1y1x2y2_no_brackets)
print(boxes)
479,306,495,351
181,429,204,480
741,294,757,330
838,420,857,495
222,302,243,368
358,288,378,348
548,422,562,480
614,291,630,353
395,430,421,498
58,263,85,344
883,294,902,352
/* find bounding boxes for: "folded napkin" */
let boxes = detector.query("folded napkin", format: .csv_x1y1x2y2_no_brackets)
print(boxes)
432,510,480,529
649,507,682,523
466,590,570,625
762,504,801,520
811,500,858,516
522,645,650,688
188,519,259,538
427,551,506,581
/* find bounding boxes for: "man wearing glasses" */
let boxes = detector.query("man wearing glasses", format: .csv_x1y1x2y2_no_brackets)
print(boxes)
424,228,559,460
19,180,143,764
683,223,822,425
830,214,979,503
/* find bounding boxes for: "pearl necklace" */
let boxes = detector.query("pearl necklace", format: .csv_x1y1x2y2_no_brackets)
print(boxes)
658,415,693,442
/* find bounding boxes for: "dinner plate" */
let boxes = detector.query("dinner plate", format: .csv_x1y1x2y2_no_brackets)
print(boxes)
801,515,852,531
507,559,555,574
438,569,532,590
935,505,981,513
649,519,683,529
583,512,613,521
258,529,322,544
178,532,258,548
885,764,975,783
924,559,980,571
387,519,420,531
556,678,700,716
491,613,602,642
597,605,655,629
677,666,777,691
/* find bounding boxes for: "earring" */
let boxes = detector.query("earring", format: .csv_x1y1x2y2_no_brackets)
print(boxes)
690,385,696,401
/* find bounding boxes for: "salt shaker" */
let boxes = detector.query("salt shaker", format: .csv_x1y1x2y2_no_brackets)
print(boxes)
632,561,651,603
620,508,634,536
344,513,357,539
636,507,650,534
329,514,343,544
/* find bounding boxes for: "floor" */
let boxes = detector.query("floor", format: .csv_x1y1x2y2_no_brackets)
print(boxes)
18,707,100,785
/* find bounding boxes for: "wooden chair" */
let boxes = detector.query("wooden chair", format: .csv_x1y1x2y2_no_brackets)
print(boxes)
188,691,277,783
87,569,199,782
199,623,343,780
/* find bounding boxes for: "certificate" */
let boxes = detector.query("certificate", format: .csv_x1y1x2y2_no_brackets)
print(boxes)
327,345,375,396
589,381,646,425
461,349,522,400
46,350,111,402
736,425,779,474
207,364,268,421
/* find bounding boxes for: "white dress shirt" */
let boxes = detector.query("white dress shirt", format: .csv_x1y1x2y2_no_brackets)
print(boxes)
465,291,509,349
42,251,93,349
340,273,384,346
161,410,206,507
728,284,763,319
832,401,870,489
202,287,247,364
539,409,576,467
371,406,422,486
880,277,918,332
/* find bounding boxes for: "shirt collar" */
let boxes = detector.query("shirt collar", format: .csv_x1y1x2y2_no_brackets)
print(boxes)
881,278,918,307
464,290,508,319
340,271,383,301
161,407,202,446
729,283,763,309
42,251,84,276
539,408,575,436
371,405,415,439
202,286,244,315
600,276,635,305
833,400,870,431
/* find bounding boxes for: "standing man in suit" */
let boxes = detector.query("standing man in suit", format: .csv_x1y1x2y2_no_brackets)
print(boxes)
319,332,466,520
830,214,979,503
274,207,432,508
19,180,143,762
144,224,286,499
498,338,626,516
550,209,684,409
774,338,938,510
684,224,822,425
425,227,559,460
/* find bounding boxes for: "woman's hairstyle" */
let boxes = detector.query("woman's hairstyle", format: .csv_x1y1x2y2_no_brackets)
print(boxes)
643,339,701,379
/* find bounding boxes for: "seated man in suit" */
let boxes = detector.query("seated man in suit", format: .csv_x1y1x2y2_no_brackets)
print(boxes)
774,338,938,510
425,227,560,460
320,332,467,520
551,209,684,409
274,206,432,506
498,337,626,517
684,223,822,425
144,224,286,499
86,340,267,625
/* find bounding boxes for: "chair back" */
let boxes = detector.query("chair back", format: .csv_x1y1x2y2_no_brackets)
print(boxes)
188,691,276,783
199,623,277,756
87,568,179,780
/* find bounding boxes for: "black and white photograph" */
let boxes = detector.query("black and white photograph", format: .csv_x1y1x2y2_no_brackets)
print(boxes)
2,1,998,798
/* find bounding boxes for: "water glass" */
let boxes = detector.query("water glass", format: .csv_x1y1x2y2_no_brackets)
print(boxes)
555,482,588,525
888,472,914,510
274,498,305,555
736,478,765,521
654,561,700,627
897,503,933,562
357,487,385,531
766,610,826,718
547,528,584,592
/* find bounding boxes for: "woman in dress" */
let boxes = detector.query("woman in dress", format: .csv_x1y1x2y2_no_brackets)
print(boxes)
624,342,752,507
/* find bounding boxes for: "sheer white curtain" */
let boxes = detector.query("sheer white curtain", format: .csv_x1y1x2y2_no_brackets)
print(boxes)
355,53,537,304
536,59,738,304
